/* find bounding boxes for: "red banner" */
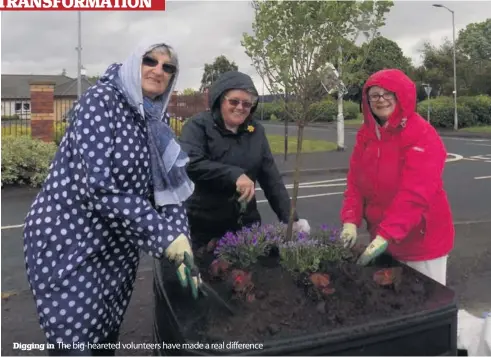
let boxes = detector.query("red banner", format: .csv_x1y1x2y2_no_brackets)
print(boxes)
0,0,165,10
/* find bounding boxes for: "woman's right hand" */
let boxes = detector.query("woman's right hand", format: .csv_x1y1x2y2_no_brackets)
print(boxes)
165,234,201,299
236,174,255,202
340,223,357,248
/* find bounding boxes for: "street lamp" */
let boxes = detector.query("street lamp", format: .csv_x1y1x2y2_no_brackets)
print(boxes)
433,3,458,130
76,11,82,99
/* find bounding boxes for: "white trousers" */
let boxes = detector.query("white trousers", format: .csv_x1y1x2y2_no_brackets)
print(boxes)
399,255,448,285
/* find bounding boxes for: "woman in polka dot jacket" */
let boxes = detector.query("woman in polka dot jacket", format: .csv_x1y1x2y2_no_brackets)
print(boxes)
23,39,200,355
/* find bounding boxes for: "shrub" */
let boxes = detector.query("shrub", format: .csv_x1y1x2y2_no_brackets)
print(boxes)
417,96,477,128
54,122,69,145
343,100,360,120
252,101,285,121
307,99,337,122
1,116,187,187
1,136,57,187
458,95,491,125
306,99,359,123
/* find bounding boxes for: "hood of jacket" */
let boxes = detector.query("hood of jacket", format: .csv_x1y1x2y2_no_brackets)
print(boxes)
208,71,259,131
362,68,416,131
98,38,179,118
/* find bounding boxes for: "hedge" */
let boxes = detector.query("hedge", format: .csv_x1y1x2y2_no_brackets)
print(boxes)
1,118,185,187
1,136,58,187
417,95,491,128
253,95,491,128
253,99,360,123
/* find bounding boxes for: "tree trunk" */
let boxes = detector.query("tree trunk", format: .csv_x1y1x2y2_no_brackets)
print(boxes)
286,122,304,241
336,45,345,151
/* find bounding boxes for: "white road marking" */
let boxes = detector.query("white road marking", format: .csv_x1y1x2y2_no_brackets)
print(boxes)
257,191,344,203
474,175,491,180
467,143,491,147
284,183,347,189
453,219,491,225
463,154,491,163
443,137,491,142
446,153,463,163
255,177,346,191
1,224,24,230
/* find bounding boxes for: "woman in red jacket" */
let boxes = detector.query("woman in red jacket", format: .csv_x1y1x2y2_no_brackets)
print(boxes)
340,68,454,285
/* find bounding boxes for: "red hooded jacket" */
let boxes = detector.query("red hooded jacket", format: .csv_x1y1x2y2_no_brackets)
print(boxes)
340,69,454,261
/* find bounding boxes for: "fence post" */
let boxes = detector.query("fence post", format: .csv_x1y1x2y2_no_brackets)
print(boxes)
29,81,55,142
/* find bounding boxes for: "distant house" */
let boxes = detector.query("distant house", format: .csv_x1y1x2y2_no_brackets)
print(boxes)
1,74,94,122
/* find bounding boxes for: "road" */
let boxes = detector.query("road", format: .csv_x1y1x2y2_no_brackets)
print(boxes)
263,122,491,221
2,125,490,355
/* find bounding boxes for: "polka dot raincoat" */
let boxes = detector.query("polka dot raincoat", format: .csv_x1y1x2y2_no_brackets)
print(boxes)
23,41,189,345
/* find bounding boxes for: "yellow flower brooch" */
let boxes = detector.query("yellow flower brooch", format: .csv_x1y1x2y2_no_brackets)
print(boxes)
247,125,255,133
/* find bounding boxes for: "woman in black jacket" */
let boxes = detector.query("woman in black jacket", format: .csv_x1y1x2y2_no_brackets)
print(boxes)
179,70,310,246
151,71,310,354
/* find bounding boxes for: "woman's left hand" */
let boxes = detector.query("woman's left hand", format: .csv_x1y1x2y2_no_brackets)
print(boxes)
293,219,311,234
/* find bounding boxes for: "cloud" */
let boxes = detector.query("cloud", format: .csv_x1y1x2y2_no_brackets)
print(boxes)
2,0,491,94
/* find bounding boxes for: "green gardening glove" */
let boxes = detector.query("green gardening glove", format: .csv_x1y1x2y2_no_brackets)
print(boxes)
356,235,389,266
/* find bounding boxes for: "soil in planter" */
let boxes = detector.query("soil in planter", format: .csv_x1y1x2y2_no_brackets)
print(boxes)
178,250,432,345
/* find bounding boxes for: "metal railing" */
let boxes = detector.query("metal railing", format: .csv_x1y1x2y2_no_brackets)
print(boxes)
1,92,208,143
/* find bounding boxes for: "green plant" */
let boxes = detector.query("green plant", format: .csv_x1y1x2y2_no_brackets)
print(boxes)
343,100,360,120
417,96,477,128
458,95,491,125
1,136,57,187
278,228,347,275
307,99,337,122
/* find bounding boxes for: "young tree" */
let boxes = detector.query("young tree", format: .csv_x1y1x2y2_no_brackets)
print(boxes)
242,0,393,240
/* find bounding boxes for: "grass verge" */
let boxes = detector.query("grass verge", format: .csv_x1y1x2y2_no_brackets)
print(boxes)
460,126,491,133
267,135,337,154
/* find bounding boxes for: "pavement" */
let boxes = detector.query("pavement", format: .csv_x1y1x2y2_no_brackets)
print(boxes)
2,123,491,355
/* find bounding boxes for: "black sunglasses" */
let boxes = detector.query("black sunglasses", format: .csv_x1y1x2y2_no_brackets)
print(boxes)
224,96,254,109
142,56,177,74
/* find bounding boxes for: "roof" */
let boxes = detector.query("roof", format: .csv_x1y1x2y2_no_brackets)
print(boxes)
1,74,94,100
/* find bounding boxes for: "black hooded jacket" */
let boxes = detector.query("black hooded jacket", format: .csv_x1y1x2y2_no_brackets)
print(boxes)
179,71,297,241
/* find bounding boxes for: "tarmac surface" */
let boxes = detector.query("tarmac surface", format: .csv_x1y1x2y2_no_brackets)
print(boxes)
2,123,491,356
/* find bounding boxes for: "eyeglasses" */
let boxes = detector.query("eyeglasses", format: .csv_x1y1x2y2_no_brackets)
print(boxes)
224,96,254,109
368,92,395,102
142,56,177,74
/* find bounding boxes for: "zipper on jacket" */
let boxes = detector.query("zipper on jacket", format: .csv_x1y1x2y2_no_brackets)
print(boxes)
375,125,381,197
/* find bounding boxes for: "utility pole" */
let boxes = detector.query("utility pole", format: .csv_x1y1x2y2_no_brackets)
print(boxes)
432,4,458,130
76,11,82,99
451,9,458,130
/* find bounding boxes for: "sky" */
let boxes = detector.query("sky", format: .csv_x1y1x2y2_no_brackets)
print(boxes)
2,0,491,94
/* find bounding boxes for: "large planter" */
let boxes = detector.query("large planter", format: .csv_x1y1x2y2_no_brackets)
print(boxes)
152,225,457,356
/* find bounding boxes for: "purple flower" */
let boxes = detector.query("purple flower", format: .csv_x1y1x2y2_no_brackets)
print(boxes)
297,231,308,241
